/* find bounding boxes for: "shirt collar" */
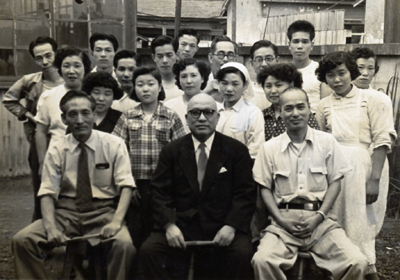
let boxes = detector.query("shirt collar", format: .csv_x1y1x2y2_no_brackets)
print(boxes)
263,105,276,118
68,130,98,152
219,97,245,113
332,83,358,99
280,126,314,152
192,133,215,151
130,102,168,118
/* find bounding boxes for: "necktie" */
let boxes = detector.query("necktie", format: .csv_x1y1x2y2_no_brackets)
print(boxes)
197,143,208,191
76,142,93,212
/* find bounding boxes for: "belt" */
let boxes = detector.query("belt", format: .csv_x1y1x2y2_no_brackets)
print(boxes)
278,202,320,211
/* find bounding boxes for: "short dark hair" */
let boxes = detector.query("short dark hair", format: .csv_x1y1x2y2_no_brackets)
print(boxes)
60,89,96,114
173,58,210,91
250,40,278,59
287,20,315,41
89,33,119,52
350,47,380,74
131,67,165,102
151,35,178,54
316,51,361,83
257,63,303,88
54,47,91,77
82,72,123,100
29,37,58,58
175,28,201,45
279,87,310,107
216,67,246,84
210,35,238,54
113,50,142,69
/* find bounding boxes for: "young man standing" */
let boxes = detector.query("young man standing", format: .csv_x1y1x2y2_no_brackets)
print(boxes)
287,20,331,112
175,28,200,61
151,35,183,101
89,33,119,80
249,40,279,110
112,50,141,114
2,36,64,221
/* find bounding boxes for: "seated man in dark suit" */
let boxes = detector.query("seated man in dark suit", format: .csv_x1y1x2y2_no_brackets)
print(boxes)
139,93,256,280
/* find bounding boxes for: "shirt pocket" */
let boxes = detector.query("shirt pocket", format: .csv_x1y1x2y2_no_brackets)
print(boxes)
93,167,113,191
308,167,328,192
155,120,172,144
273,170,292,196
128,121,142,141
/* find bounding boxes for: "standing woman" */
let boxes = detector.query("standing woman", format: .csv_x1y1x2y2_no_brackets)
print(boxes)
216,62,265,159
122,67,186,244
258,63,319,142
164,58,211,134
315,51,392,280
35,47,91,175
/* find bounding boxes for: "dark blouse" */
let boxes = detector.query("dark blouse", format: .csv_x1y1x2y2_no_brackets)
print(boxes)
263,105,320,142
94,108,123,134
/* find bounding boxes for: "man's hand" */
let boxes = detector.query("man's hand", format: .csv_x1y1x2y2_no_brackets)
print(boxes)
213,225,236,246
366,178,380,204
166,224,186,249
293,214,323,239
46,227,67,247
100,221,122,239
279,217,306,236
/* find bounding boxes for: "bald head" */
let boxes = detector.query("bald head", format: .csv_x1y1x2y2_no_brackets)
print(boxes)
186,93,220,142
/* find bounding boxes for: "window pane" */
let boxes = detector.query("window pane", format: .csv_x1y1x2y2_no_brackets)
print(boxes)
91,23,123,48
16,21,50,48
54,0,88,20
0,20,14,48
15,50,40,76
90,0,123,21
56,21,88,49
0,49,15,76
15,0,50,19
0,0,13,18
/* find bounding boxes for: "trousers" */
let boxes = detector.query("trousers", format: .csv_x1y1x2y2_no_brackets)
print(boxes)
12,198,136,280
252,209,368,280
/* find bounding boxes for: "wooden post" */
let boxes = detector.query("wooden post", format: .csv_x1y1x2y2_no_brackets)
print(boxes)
175,0,182,37
231,0,236,42
384,0,400,43
125,0,137,51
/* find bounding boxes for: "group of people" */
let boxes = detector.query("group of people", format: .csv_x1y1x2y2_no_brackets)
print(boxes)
3,19,395,280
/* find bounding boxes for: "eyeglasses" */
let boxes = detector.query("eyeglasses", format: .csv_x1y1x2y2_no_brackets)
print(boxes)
213,51,236,60
253,56,276,65
188,109,216,119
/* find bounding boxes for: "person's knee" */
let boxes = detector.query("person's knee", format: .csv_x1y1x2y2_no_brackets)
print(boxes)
252,249,270,268
112,236,136,256
12,229,29,250
348,252,368,273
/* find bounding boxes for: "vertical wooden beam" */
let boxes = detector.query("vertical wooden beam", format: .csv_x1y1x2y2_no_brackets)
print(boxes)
175,0,182,37
231,0,236,41
125,0,137,51
384,0,400,43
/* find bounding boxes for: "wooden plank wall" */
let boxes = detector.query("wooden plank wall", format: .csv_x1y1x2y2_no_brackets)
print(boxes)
0,89,30,177
264,10,346,46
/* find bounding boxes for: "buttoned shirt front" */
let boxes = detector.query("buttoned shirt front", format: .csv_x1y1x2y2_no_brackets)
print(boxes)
113,102,186,180
253,127,352,204
38,130,136,200
217,98,265,158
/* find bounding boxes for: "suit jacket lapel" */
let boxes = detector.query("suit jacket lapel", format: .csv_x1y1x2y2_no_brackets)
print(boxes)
178,135,200,198
201,132,226,195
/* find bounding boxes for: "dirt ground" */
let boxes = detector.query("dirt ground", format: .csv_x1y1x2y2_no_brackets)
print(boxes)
1,176,399,280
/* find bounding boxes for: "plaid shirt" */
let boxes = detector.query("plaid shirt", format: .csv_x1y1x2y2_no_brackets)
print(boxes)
263,105,320,142
113,102,186,180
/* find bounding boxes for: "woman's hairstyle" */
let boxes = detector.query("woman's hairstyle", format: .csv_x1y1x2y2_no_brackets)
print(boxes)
54,47,91,76
257,63,303,88
350,47,379,75
60,89,96,114
81,72,123,100
316,51,361,83
216,67,246,84
173,58,210,90
131,67,165,102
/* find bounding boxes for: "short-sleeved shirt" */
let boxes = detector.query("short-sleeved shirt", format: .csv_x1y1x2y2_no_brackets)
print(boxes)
249,82,271,111
38,130,136,200
162,83,184,102
298,60,321,113
316,86,393,152
111,92,139,114
263,105,320,142
253,127,352,205
35,84,68,143
217,98,265,158
113,102,186,180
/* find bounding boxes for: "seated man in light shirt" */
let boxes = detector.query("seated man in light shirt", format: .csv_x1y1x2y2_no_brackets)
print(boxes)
12,90,136,280
252,87,367,280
